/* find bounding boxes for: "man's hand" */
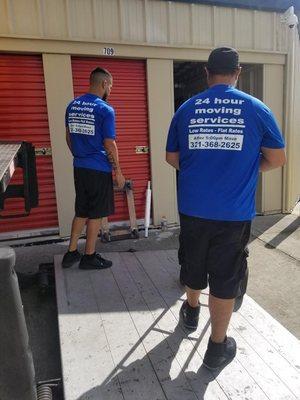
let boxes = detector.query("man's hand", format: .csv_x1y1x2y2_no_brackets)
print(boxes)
166,151,179,170
66,128,72,153
115,171,126,190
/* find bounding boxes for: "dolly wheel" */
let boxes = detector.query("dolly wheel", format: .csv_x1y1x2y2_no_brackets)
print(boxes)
101,232,111,243
131,229,139,239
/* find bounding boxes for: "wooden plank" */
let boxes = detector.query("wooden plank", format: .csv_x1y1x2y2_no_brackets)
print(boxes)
109,252,199,400
238,296,300,368
125,251,231,399
55,250,300,399
135,250,271,400
162,249,300,399
230,301,300,397
125,186,138,230
198,297,297,400
54,256,124,400
164,248,300,395
111,251,228,400
88,258,167,400
230,310,300,399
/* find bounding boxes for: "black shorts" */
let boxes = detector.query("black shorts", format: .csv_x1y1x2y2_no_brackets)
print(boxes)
74,167,114,219
179,213,251,299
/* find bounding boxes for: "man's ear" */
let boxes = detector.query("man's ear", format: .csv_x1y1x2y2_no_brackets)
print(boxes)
236,66,242,80
204,66,210,84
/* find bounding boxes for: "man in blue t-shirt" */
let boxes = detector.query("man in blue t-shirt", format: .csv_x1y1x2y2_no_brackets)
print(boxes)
62,67,125,270
166,47,286,370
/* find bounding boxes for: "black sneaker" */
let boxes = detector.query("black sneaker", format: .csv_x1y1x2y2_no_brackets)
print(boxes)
79,253,113,270
180,300,200,330
203,336,237,370
62,250,82,268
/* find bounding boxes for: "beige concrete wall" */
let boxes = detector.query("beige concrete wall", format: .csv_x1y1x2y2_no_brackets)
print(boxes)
0,37,286,65
290,35,300,212
285,30,300,213
0,0,296,224
0,0,289,53
42,54,75,237
147,59,178,225
261,64,285,213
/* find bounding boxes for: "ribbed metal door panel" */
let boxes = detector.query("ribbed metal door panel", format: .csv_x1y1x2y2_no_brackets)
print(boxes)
72,57,150,222
0,54,58,234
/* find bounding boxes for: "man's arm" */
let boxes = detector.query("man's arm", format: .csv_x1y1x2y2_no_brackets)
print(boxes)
166,151,179,170
104,138,125,189
66,127,72,153
253,101,285,172
260,147,286,172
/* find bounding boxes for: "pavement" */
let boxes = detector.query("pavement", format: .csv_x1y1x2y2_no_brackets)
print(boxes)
2,213,299,395
252,214,300,261
249,214,300,337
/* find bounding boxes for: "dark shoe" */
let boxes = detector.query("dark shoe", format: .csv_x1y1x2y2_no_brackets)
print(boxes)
203,336,237,370
62,250,82,268
79,253,113,270
180,300,200,330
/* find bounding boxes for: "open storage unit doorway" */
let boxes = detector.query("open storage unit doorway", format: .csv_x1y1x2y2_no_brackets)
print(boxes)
173,62,264,214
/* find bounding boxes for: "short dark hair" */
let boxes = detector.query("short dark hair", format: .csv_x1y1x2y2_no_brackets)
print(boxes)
89,67,112,85
207,47,239,76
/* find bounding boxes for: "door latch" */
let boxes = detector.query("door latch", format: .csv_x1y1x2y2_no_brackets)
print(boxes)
135,146,149,154
35,147,52,156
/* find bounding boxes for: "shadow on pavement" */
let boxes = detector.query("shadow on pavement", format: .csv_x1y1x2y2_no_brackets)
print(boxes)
77,321,229,400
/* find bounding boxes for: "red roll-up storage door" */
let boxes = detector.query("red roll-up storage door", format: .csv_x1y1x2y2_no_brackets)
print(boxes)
71,57,150,223
0,54,58,234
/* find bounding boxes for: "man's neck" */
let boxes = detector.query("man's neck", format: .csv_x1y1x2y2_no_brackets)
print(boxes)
208,77,236,88
88,87,103,98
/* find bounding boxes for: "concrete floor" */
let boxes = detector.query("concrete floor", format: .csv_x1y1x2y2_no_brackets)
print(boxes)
6,214,300,397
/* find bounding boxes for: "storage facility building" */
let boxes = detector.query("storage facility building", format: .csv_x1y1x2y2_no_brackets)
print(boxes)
0,0,299,238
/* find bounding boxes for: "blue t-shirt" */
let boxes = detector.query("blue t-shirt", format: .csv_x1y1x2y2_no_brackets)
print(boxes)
65,93,116,172
166,84,285,221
